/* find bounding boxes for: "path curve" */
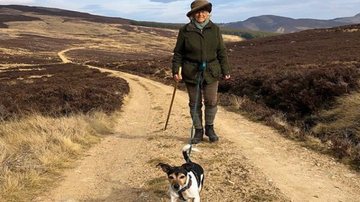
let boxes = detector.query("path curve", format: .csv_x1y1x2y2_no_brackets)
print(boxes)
57,47,85,63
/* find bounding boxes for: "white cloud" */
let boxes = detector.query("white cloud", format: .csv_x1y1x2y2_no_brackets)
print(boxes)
100,0,189,22
212,0,360,22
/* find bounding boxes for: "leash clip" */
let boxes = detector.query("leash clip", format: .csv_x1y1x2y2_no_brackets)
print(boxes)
199,61,206,72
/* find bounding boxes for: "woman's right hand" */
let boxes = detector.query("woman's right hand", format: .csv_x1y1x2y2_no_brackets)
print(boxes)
173,74,182,82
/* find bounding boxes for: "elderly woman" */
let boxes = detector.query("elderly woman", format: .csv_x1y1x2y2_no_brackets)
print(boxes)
172,0,231,144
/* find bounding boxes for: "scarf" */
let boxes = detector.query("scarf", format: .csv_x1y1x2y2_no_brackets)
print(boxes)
192,18,210,30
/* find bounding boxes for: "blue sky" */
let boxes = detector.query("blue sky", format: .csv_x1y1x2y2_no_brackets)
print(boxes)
0,0,359,23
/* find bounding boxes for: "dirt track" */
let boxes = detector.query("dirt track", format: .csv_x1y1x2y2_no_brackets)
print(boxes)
35,49,360,201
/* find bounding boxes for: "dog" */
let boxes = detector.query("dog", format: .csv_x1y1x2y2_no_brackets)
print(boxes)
157,144,204,202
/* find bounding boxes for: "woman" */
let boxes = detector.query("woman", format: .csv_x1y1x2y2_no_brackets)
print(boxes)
172,0,231,144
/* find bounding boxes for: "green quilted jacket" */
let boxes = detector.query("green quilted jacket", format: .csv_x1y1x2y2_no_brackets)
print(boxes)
172,20,230,84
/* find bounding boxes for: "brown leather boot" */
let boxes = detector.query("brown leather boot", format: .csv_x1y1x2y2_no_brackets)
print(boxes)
191,128,203,144
205,125,219,142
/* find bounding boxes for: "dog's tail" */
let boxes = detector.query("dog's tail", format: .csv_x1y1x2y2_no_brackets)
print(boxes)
182,144,199,163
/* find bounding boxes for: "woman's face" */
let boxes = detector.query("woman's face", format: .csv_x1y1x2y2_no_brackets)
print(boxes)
193,10,209,23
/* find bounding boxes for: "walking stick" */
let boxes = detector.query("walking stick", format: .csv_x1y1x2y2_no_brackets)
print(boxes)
164,67,182,130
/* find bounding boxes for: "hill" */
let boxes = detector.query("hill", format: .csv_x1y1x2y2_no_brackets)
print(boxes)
2,5,359,35
224,13,360,33
0,5,272,40
0,5,131,24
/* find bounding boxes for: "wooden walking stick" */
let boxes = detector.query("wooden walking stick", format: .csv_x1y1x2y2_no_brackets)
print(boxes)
164,67,182,130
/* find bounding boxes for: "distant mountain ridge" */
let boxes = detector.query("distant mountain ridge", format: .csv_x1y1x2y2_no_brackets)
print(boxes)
223,13,360,33
0,5,131,24
0,4,274,39
1,5,359,34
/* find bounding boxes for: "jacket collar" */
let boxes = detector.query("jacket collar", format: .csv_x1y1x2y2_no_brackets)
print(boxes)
186,20,213,32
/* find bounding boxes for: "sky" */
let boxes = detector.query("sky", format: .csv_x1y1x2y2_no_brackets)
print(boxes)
0,0,359,23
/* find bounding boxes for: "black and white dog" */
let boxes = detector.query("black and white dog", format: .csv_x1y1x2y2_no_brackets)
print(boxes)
157,144,204,202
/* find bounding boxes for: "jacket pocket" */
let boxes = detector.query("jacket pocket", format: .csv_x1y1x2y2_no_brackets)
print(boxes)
208,60,221,78
182,61,199,82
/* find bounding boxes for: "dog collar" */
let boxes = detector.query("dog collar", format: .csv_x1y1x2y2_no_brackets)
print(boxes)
178,175,192,201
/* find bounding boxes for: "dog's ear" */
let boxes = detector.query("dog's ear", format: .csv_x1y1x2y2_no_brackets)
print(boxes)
182,163,193,172
157,163,172,173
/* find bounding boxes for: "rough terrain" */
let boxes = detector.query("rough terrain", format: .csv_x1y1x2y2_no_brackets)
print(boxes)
35,50,360,201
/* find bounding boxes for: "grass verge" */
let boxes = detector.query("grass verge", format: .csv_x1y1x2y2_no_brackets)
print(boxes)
314,92,360,168
0,111,119,201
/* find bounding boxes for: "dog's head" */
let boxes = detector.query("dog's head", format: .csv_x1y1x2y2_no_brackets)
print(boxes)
157,162,193,191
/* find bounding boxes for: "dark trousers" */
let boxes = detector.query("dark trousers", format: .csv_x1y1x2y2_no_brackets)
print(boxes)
186,81,218,129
